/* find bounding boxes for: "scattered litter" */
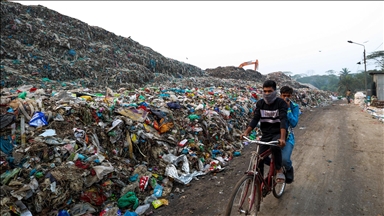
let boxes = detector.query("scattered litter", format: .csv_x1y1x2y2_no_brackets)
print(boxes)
0,1,335,215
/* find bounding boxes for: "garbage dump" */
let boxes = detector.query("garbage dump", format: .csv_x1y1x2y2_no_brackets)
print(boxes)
265,72,311,89
0,1,335,215
356,94,384,123
0,1,206,90
0,77,332,215
205,66,265,82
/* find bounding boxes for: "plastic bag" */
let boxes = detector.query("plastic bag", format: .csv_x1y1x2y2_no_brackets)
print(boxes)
29,112,48,127
151,200,162,209
93,165,114,179
118,191,139,210
70,203,97,215
80,188,107,206
159,122,174,134
152,199,168,209
124,211,138,216
153,184,163,197
166,102,181,109
129,173,139,182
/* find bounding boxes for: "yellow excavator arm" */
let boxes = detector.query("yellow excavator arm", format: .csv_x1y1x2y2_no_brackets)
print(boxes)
239,59,259,71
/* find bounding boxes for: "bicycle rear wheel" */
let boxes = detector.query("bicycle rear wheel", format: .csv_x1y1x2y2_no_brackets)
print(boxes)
225,175,261,216
272,172,286,198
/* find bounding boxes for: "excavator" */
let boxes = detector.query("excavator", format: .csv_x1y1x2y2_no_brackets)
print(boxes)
239,59,259,71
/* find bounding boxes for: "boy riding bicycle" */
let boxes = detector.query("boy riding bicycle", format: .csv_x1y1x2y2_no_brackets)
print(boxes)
241,80,288,183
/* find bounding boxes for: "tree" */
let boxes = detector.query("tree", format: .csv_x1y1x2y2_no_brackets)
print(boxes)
296,74,339,92
338,68,352,94
367,50,384,71
339,68,351,76
325,70,336,75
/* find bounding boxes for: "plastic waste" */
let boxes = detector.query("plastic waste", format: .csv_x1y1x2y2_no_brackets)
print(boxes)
134,204,150,215
124,211,139,216
39,129,56,137
57,210,70,216
153,184,163,197
118,191,139,210
152,199,169,209
29,112,48,127
144,194,157,204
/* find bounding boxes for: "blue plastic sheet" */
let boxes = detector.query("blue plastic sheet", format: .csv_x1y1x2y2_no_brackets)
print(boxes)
29,112,48,127
0,135,14,155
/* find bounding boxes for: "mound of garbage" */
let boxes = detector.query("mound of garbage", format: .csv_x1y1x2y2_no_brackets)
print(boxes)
205,66,265,82
0,76,332,215
266,72,310,89
0,1,334,215
0,1,206,90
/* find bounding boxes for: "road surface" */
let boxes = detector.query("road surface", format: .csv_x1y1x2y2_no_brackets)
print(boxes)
155,100,384,216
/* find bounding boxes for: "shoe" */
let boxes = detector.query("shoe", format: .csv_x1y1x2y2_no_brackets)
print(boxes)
285,167,294,184
262,186,268,197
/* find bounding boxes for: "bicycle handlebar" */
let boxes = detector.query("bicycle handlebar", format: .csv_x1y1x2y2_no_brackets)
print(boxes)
242,136,280,146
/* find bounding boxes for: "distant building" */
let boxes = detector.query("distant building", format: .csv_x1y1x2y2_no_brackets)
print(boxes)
369,71,384,100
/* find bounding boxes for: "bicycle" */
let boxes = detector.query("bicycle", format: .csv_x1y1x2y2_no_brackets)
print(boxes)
225,136,286,216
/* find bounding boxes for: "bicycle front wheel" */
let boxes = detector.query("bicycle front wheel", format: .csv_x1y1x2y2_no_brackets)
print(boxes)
272,172,286,198
225,175,261,216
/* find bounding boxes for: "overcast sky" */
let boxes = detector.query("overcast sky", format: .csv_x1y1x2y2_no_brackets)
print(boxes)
14,1,384,75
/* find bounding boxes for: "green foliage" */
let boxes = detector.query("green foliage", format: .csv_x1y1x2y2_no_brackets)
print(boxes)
296,74,339,92
295,68,374,95
367,50,384,71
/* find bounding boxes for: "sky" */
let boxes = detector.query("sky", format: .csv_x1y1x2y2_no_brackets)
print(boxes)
13,1,384,75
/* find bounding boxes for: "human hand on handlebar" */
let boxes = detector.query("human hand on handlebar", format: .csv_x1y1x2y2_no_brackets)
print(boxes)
278,139,286,148
240,132,249,140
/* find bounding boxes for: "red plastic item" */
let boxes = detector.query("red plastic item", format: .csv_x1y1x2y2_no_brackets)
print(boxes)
80,188,107,206
139,176,149,191
75,160,89,169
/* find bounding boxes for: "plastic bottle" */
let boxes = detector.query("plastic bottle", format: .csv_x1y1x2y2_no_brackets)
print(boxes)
135,204,150,215
143,194,157,204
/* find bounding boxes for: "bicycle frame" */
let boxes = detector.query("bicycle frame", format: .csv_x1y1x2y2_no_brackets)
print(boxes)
246,145,275,199
258,148,275,197
226,137,284,216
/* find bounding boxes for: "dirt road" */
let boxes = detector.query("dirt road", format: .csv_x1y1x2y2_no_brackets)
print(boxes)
155,100,384,216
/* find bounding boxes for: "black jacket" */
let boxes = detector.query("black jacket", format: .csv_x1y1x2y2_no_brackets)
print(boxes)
249,97,288,137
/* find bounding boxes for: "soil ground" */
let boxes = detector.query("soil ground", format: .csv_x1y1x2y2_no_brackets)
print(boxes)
154,100,384,216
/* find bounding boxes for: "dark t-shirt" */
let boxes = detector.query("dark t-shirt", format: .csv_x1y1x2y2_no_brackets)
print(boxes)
249,97,288,138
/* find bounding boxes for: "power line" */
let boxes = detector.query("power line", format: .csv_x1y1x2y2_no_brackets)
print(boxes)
373,42,383,51
352,42,382,73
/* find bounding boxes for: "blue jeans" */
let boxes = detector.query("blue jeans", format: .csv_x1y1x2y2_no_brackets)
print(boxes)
282,141,294,170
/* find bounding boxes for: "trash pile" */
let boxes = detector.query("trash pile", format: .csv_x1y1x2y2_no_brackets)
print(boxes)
0,1,206,90
0,76,333,215
354,93,384,123
266,72,311,89
205,66,265,82
0,1,335,215
365,106,384,123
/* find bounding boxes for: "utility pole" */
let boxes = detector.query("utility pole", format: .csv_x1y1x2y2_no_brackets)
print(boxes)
348,40,367,93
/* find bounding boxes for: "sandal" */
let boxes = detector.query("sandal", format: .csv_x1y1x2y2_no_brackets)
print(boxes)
275,172,285,184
